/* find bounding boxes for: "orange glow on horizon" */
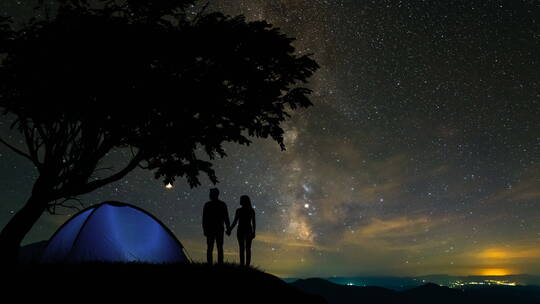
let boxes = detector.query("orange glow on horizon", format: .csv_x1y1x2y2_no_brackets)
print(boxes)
478,249,508,259
478,268,511,276
476,247,540,260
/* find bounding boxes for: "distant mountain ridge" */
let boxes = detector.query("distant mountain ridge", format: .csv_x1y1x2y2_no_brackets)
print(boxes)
284,274,540,290
290,278,540,304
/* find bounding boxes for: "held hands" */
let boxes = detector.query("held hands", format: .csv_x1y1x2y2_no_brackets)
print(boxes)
223,228,255,238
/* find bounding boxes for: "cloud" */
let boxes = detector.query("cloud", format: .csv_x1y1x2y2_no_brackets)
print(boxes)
340,216,448,251
356,216,431,238
472,246,540,261
255,232,334,251
488,168,540,203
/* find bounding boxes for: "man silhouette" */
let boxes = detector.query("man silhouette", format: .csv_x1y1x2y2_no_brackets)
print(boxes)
202,188,230,265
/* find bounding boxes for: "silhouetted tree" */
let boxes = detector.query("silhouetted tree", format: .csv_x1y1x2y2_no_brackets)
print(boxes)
0,0,318,262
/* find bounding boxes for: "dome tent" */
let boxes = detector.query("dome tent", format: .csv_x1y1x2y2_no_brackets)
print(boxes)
41,201,189,264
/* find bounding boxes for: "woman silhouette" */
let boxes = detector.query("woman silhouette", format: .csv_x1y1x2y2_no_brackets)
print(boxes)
228,195,256,266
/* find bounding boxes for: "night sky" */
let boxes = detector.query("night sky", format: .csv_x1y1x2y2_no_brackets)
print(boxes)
1,1,539,277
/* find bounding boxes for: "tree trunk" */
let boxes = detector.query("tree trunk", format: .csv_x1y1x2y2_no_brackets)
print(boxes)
0,195,48,265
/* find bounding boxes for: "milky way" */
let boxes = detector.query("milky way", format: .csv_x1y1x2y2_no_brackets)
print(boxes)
1,0,539,277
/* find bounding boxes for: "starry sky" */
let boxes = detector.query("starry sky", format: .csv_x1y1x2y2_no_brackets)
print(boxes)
1,0,539,277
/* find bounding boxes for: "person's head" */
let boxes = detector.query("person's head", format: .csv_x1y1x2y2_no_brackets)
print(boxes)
240,195,252,209
209,188,220,200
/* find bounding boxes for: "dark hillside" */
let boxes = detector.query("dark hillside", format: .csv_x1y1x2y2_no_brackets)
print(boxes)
5,263,326,303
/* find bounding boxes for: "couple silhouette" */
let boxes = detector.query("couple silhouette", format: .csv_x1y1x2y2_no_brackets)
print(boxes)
202,188,256,266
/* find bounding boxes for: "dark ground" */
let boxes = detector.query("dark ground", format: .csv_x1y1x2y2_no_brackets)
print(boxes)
5,262,540,304
5,263,326,303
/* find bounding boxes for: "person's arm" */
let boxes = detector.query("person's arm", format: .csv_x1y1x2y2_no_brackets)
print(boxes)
224,203,231,231
229,209,239,233
202,204,208,237
251,209,256,238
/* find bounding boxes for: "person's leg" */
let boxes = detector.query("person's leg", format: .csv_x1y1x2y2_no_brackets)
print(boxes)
238,235,245,266
246,236,253,266
216,231,224,264
206,235,215,264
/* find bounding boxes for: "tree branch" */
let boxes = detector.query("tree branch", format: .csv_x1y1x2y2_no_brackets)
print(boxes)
0,137,38,165
47,196,84,215
94,166,114,173
22,124,43,171
61,151,144,198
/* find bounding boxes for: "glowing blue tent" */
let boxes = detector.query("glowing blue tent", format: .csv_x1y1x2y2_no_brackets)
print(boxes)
41,201,189,264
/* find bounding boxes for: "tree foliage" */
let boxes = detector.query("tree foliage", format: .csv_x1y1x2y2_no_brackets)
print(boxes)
0,0,318,260
0,0,318,196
